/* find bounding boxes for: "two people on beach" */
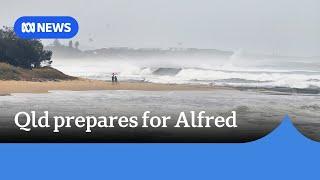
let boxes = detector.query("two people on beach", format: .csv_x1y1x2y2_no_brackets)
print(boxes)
112,73,118,84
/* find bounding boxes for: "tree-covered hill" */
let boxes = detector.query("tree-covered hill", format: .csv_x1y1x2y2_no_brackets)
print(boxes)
0,27,52,69
0,27,76,81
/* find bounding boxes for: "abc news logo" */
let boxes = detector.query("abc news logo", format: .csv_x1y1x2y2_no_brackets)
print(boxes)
14,16,78,39
21,22,72,33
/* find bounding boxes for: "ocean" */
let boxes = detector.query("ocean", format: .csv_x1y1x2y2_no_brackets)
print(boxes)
52,52,320,92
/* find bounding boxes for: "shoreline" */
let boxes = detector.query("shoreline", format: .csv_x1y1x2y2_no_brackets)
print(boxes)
0,79,227,95
1,79,319,96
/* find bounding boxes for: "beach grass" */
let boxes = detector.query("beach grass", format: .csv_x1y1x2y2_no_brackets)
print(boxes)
0,63,77,81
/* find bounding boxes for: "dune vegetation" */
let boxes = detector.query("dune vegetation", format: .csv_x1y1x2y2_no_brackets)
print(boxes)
0,62,76,81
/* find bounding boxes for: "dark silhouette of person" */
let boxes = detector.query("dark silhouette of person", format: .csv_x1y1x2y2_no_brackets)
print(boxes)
114,75,118,83
112,73,115,83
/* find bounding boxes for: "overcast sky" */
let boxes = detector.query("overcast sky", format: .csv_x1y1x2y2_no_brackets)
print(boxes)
1,0,319,56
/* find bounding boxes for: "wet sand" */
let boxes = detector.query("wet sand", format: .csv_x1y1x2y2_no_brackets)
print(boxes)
0,79,225,95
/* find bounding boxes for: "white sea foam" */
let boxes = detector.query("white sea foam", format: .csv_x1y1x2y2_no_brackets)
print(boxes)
52,53,320,90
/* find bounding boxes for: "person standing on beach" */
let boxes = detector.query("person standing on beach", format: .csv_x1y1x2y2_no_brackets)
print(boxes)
114,75,118,83
112,73,115,84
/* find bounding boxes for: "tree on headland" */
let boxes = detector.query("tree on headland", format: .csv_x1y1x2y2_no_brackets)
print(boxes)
68,40,73,48
46,39,82,58
75,41,80,49
53,39,62,47
0,27,52,69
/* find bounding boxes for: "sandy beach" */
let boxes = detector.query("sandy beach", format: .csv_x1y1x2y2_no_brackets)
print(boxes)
0,79,221,95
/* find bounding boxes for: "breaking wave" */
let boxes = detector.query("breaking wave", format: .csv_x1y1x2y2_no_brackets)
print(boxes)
52,52,320,92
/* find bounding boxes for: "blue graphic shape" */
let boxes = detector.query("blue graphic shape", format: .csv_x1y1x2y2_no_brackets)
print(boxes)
0,115,318,179
257,115,315,144
14,16,78,39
